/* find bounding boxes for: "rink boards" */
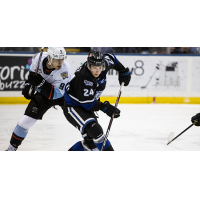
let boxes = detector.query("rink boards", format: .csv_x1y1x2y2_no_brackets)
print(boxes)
0,53,200,104
0,96,200,104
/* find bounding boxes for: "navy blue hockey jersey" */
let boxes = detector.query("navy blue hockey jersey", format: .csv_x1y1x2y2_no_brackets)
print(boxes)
64,54,125,111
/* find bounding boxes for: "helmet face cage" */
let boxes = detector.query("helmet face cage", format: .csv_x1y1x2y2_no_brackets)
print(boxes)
87,51,106,71
47,47,67,65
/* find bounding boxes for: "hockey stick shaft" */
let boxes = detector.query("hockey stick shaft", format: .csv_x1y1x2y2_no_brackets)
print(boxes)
101,82,124,151
167,124,193,145
141,68,158,89
29,47,44,96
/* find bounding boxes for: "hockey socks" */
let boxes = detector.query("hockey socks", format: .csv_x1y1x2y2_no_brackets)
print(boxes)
69,141,85,151
69,141,99,151
94,139,114,151
10,132,25,148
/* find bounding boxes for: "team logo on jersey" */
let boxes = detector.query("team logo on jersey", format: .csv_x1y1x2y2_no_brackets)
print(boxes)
98,79,106,84
94,91,103,100
61,72,68,79
84,80,93,86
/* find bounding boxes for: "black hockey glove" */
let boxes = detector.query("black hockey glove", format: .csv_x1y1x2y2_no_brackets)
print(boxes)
28,72,45,88
191,113,200,126
118,68,131,86
100,101,120,118
22,81,35,100
28,72,54,99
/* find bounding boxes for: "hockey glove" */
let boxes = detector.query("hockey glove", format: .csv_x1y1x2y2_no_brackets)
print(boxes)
22,81,35,100
28,72,45,88
100,101,120,118
118,68,131,86
28,72,54,99
191,113,200,126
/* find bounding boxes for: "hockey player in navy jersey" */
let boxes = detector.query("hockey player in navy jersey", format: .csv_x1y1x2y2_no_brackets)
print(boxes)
6,47,72,151
63,51,131,151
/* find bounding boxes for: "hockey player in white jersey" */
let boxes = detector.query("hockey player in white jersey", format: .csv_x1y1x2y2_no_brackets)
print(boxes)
6,47,72,151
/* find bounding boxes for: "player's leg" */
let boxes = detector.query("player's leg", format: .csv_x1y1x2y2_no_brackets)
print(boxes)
6,93,52,151
85,121,114,151
63,106,99,151
68,122,114,151
63,106,114,151
7,115,37,151
68,136,99,151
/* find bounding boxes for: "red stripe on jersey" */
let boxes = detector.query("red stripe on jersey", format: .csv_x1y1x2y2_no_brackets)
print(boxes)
49,85,54,99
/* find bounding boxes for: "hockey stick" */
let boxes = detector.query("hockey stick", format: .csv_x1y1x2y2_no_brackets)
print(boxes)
28,47,44,96
101,82,124,151
141,65,159,89
167,124,194,145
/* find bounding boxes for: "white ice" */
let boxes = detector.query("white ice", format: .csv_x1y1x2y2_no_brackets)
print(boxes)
0,104,200,151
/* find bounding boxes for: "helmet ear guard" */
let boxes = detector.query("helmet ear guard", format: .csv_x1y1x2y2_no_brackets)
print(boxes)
87,51,106,71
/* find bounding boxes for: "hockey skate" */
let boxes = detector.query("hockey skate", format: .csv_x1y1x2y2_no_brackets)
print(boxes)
5,144,18,151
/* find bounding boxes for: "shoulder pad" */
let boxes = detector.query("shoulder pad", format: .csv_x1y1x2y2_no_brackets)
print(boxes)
103,54,115,66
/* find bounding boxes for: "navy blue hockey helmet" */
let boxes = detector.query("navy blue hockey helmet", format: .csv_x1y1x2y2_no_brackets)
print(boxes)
87,51,106,70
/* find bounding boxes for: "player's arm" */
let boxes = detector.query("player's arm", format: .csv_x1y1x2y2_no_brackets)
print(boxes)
103,53,125,71
103,53,131,86
27,72,55,99
28,72,66,100
22,54,39,100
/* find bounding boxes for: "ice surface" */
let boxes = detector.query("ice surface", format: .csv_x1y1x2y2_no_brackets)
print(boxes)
0,104,200,151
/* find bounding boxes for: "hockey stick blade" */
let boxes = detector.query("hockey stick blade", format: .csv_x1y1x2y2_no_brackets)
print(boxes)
167,132,174,145
167,124,194,145
141,67,159,89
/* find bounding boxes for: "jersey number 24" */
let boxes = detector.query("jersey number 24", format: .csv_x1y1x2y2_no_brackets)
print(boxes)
84,89,94,96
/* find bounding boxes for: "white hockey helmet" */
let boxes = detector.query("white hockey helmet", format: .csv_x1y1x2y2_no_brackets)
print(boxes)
47,47,67,65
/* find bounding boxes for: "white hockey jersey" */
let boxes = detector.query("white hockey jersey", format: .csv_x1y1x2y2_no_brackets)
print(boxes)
30,52,72,100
